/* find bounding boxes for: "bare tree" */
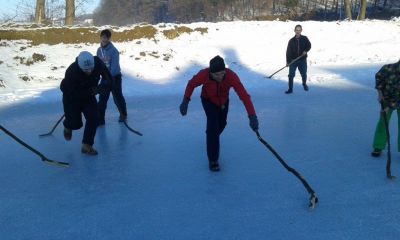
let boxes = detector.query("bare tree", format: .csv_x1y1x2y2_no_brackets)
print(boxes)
357,0,367,19
35,0,45,23
91,0,399,25
65,0,75,25
344,0,352,19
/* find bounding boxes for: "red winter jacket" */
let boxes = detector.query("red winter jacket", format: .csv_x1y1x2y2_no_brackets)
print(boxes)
183,68,256,116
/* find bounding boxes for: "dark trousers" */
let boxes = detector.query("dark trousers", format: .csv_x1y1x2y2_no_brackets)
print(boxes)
201,98,229,163
63,96,99,145
98,74,127,121
288,58,307,90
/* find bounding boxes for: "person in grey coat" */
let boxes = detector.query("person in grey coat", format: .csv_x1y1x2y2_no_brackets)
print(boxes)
97,29,128,124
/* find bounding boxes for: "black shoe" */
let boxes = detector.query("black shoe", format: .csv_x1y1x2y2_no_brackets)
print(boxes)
98,119,105,126
303,84,309,91
371,149,382,157
285,89,293,94
209,161,220,172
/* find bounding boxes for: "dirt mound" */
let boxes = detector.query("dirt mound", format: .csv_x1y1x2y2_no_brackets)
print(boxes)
0,25,158,45
0,24,208,45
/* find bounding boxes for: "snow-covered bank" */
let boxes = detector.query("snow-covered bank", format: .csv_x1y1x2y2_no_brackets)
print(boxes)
0,20,399,105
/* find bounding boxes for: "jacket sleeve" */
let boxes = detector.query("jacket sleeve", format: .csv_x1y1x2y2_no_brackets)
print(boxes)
96,47,101,58
375,65,388,91
304,36,311,52
97,58,113,91
286,39,292,64
60,66,92,100
109,48,120,77
183,70,207,100
230,72,256,116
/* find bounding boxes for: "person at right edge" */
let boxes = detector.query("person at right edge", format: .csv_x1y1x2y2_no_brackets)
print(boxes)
285,24,311,94
371,60,400,157
97,29,128,125
179,55,259,172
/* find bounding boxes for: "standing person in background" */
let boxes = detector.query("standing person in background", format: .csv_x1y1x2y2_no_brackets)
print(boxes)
179,55,259,172
60,51,112,155
285,24,311,94
97,29,128,125
371,60,400,157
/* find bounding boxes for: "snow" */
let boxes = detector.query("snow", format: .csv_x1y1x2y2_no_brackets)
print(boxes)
1,20,400,239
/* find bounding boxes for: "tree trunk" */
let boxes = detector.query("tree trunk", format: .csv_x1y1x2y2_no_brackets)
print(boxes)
344,0,353,20
357,0,367,20
65,0,75,26
273,0,276,13
334,0,339,20
35,0,45,24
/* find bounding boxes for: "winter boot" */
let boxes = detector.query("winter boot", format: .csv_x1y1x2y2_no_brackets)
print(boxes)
209,161,220,172
81,144,98,155
63,127,72,141
285,89,293,94
303,84,309,91
371,149,382,157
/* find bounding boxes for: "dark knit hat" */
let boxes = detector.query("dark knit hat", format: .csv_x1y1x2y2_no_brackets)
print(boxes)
209,55,225,73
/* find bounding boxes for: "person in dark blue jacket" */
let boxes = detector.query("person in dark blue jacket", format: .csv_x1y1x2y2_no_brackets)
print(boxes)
60,51,112,155
285,25,311,94
97,29,128,125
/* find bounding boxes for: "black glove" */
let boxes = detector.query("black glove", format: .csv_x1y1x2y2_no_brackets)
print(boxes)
180,98,190,116
90,87,98,96
249,115,259,131
95,84,110,96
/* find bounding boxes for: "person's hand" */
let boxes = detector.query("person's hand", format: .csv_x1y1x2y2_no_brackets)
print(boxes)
180,98,190,116
380,100,392,113
249,115,259,132
92,85,108,96
90,87,98,95
302,51,307,56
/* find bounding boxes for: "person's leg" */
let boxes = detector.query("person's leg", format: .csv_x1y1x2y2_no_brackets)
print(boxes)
82,98,99,155
372,109,393,153
202,98,222,170
97,86,111,125
286,62,297,93
397,109,400,152
218,100,229,135
111,74,127,121
298,59,308,90
62,96,83,140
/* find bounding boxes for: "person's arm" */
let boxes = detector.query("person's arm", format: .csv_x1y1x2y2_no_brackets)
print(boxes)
230,72,259,131
375,66,387,93
180,69,207,116
183,69,207,100
230,72,256,116
286,40,292,65
304,36,311,53
109,48,120,77
96,47,101,58
97,58,113,93
376,65,389,104
60,66,81,99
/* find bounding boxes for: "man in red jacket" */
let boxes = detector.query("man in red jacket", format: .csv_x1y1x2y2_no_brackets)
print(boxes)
180,55,259,171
